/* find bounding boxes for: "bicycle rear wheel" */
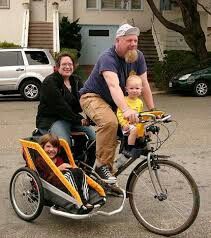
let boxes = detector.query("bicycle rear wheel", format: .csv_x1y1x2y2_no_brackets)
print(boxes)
128,159,200,236
9,167,44,221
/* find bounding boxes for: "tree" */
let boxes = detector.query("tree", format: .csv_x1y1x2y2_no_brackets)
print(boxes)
197,1,211,15
59,17,82,57
146,0,208,64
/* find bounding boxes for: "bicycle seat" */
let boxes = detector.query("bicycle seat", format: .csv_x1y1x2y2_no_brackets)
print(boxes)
71,132,86,136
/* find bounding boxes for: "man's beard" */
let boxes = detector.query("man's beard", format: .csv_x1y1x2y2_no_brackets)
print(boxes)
124,49,138,63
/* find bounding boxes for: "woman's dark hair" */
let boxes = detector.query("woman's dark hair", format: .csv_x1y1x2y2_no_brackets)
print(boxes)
39,133,60,149
55,52,76,69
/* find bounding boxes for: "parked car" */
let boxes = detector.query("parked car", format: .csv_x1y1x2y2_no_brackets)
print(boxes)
169,66,211,97
0,48,55,100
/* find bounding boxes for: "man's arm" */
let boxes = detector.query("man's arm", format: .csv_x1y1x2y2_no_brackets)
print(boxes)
103,71,139,123
139,72,155,110
103,71,127,111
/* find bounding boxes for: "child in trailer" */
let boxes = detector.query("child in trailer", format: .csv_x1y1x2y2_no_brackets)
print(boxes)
116,75,144,158
35,133,93,209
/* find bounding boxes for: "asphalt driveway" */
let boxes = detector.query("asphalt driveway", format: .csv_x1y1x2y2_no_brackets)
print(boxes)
0,94,211,238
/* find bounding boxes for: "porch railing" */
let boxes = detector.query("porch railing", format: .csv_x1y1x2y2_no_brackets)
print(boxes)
151,15,165,61
21,3,30,48
53,7,60,53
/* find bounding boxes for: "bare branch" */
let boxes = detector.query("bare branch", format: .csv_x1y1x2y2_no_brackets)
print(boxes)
197,1,211,15
146,0,186,34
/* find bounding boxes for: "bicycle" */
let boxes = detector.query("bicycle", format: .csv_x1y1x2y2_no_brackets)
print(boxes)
76,110,200,236
9,110,200,237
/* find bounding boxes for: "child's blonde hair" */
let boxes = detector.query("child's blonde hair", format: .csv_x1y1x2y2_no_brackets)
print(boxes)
126,75,142,86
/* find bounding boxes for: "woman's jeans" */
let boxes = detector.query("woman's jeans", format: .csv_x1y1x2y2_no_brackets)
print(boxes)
50,120,96,147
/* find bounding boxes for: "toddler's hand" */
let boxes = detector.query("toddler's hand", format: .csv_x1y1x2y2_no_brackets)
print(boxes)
58,163,71,171
122,125,130,131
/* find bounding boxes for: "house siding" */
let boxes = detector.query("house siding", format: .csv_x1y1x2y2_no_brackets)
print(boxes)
0,0,23,45
73,1,159,32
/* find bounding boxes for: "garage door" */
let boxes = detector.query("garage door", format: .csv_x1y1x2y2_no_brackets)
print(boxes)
79,25,119,65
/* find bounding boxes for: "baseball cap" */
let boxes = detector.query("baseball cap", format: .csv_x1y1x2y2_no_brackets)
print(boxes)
116,23,140,38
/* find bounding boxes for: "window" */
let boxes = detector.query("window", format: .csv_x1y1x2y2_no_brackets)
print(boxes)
89,30,109,36
25,51,49,65
102,0,127,9
86,0,143,10
87,0,97,9
0,0,9,8
0,51,23,67
131,0,142,10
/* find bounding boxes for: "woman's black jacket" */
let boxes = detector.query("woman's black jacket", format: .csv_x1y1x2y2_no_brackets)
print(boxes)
36,71,84,130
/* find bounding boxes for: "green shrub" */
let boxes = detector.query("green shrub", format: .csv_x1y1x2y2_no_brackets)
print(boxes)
152,50,210,90
59,17,81,57
0,41,21,48
74,66,88,82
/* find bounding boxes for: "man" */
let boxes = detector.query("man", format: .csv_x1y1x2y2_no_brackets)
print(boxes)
80,23,155,183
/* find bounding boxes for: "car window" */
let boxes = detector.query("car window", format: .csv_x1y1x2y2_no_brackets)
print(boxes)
25,51,49,65
0,51,24,67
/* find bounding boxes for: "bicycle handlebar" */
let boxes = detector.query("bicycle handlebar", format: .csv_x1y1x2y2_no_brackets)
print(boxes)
139,111,172,123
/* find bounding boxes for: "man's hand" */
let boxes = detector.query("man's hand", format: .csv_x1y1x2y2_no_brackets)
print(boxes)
58,163,71,171
123,108,139,124
81,118,90,126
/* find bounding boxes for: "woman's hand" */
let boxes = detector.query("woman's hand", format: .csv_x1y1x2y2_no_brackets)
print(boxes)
58,163,71,171
81,118,90,126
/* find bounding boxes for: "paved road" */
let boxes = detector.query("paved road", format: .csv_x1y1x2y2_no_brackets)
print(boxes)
0,94,211,238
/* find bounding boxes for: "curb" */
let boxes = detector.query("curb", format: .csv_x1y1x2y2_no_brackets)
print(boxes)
152,90,167,95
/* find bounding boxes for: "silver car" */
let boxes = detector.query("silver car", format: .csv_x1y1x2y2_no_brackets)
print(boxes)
0,48,55,100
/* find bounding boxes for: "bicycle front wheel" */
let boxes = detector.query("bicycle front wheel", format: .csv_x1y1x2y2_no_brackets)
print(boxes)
128,159,200,236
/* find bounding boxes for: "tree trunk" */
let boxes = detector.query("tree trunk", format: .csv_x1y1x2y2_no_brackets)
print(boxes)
178,0,208,63
146,0,208,64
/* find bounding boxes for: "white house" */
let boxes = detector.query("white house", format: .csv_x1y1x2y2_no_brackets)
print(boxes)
0,0,210,65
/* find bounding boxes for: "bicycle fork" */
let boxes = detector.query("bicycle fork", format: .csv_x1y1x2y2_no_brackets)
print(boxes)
147,152,167,201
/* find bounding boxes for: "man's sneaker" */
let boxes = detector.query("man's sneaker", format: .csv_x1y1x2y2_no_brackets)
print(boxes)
95,165,117,184
122,149,132,159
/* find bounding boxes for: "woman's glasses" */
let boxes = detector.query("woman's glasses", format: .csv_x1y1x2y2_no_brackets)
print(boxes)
61,63,73,68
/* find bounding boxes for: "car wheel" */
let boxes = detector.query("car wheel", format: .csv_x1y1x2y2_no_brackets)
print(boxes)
193,80,208,97
20,80,41,101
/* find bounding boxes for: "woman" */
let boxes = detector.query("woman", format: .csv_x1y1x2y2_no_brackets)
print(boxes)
36,52,95,147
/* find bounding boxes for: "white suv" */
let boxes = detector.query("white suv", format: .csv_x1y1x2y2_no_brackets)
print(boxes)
0,48,55,100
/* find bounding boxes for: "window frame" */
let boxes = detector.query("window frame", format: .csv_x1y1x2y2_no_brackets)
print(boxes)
86,0,143,11
86,0,99,10
0,0,10,9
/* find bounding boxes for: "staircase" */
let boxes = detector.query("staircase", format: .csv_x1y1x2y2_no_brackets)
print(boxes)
28,22,53,50
138,30,158,81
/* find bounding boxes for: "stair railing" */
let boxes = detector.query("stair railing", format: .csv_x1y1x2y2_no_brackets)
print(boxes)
151,15,165,61
21,2,30,48
53,3,60,53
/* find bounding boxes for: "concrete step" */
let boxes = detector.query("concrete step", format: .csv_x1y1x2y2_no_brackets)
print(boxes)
28,21,53,50
138,30,158,74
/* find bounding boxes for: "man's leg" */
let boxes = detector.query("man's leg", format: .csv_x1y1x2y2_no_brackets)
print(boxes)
80,94,118,183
